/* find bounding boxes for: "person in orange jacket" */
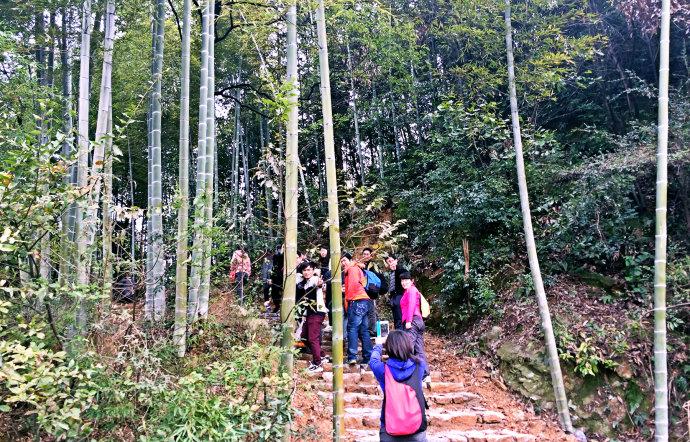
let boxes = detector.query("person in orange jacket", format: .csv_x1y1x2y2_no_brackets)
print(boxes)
341,252,373,365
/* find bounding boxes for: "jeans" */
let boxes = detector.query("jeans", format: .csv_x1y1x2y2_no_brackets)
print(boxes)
390,295,403,330
406,316,428,377
368,299,378,336
263,281,271,302
235,272,247,305
347,299,373,363
306,313,326,365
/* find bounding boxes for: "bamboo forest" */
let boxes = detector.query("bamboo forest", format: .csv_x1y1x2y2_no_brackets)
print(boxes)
1,0,690,440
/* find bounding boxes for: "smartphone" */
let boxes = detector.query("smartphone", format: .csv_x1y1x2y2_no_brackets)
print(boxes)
377,320,390,338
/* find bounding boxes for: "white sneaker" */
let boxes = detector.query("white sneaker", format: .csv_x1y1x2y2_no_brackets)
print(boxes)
323,325,332,332
423,375,431,388
308,363,324,373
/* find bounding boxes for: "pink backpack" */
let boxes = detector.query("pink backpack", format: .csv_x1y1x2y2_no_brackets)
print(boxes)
383,364,427,436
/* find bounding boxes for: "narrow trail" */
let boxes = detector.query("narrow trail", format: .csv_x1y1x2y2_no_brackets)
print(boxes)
292,329,575,442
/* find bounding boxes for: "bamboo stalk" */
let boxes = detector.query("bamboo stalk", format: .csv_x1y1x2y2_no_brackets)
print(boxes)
503,0,573,433
653,0,670,439
315,0,344,438
174,0,192,356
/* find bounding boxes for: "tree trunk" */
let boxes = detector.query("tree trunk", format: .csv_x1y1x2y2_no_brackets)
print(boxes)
298,158,315,227
260,115,273,238
346,42,365,186
59,6,75,285
101,110,113,316
74,0,93,334
653,1,670,439
199,7,215,319
280,0,299,388
315,0,345,438
174,0,192,356
232,97,241,226
88,0,115,248
187,0,211,322
146,0,166,321
504,0,573,432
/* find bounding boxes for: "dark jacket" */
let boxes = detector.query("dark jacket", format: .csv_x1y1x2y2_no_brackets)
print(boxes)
389,267,408,299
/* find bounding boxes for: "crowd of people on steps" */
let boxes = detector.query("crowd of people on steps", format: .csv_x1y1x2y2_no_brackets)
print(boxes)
228,245,431,441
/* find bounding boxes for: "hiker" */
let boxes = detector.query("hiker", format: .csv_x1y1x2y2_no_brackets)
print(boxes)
341,252,373,365
369,330,428,441
296,261,328,373
400,272,429,381
261,251,273,310
358,247,387,337
385,254,408,330
230,247,251,305
270,243,284,313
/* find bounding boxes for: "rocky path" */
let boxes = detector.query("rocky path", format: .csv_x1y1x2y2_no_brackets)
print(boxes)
291,326,575,442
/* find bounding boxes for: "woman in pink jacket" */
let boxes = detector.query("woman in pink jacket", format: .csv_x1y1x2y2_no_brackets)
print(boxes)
399,272,429,381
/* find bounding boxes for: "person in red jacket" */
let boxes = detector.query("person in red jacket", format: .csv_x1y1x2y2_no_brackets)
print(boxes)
341,252,373,365
400,272,429,381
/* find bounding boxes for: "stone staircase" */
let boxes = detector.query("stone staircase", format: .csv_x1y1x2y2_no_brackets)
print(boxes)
295,328,541,442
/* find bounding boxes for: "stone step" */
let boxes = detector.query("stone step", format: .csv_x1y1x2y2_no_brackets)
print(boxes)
317,390,481,408
343,407,506,430
345,428,536,442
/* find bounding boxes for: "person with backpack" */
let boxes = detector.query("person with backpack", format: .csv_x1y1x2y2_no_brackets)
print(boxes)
369,330,428,441
295,261,328,373
341,252,373,365
385,254,408,330
400,272,430,381
358,247,388,337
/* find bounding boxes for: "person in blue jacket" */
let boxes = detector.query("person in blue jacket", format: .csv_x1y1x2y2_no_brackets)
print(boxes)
369,330,428,441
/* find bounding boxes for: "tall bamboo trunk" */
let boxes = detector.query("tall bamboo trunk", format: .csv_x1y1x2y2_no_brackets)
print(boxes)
74,0,93,334
232,98,241,226
59,6,75,284
187,0,211,321
503,0,573,432
146,0,166,321
346,42,365,186
315,0,345,438
653,0,670,439
88,0,115,250
101,110,113,315
199,8,215,318
279,0,299,389
298,158,315,227
260,115,274,237
174,0,192,356
390,104,402,171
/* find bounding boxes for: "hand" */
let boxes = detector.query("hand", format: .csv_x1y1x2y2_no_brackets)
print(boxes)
405,322,412,330
375,337,386,345
268,280,272,285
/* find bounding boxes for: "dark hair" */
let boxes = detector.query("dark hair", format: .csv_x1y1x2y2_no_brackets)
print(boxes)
342,252,353,260
399,272,412,280
363,247,373,254
386,253,398,260
300,261,314,271
385,330,417,362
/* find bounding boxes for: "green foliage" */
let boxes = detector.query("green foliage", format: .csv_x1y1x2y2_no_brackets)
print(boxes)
435,253,497,331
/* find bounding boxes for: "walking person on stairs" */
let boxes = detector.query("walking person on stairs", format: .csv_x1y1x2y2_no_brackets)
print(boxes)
296,261,328,373
358,247,387,338
400,272,430,382
385,254,408,331
370,330,428,441
341,252,373,366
